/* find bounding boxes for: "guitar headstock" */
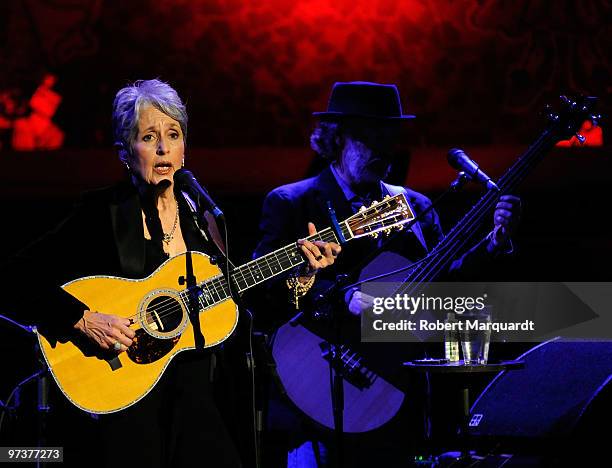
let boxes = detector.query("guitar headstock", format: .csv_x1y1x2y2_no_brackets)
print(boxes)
346,193,415,239
546,95,600,143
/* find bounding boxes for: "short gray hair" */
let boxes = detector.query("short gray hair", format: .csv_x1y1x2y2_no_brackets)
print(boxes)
112,79,188,161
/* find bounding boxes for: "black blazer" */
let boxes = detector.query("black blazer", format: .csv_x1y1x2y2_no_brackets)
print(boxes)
252,166,500,327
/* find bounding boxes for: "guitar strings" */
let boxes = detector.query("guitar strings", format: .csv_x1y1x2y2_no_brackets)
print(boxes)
413,129,555,285
117,200,401,332
391,128,557,306
120,230,339,330
424,101,586,283
138,200,410,327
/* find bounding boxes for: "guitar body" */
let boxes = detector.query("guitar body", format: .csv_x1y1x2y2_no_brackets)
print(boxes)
272,251,416,433
37,251,238,414
272,322,405,433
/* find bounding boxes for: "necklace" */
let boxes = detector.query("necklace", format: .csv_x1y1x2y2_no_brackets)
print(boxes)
162,198,179,245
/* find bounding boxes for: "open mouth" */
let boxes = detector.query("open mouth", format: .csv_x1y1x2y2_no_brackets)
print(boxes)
153,161,173,175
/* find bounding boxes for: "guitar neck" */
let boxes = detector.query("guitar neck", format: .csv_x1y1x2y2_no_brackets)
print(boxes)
190,224,352,311
231,226,348,292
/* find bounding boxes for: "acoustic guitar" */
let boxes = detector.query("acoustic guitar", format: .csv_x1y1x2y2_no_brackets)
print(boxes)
37,193,415,414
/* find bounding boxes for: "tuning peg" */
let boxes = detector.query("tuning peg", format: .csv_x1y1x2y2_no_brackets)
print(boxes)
383,228,392,236
383,195,390,200
544,105,559,122
575,133,586,144
559,95,576,108
359,205,367,212
370,232,379,239
370,200,378,207
395,225,404,231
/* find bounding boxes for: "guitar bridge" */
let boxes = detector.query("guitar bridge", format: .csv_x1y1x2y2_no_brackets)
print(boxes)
106,356,122,371
319,342,377,390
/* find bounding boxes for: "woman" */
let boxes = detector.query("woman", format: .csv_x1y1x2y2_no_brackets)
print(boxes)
4,79,340,467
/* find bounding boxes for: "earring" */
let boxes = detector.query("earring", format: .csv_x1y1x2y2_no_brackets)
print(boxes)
182,157,185,168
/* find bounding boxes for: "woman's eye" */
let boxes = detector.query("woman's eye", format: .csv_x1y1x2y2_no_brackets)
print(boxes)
143,134,155,142
169,132,180,140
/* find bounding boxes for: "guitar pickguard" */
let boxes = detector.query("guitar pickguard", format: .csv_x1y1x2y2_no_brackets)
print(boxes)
127,329,180,364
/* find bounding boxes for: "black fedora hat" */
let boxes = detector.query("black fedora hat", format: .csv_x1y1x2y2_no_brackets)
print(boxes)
313,81,415,120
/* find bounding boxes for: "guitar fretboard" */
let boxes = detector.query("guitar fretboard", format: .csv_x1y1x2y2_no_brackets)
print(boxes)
188,226,350,311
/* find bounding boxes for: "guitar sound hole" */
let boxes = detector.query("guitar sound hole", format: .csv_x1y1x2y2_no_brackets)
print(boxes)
144,295,184,335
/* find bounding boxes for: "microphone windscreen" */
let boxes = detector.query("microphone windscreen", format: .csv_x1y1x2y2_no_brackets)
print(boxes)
447,148,465,169
173,168,193,186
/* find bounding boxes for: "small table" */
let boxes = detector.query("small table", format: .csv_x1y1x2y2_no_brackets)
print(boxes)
404,359,525,465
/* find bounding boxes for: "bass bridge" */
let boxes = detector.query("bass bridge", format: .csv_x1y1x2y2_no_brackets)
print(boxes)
319,342,377,390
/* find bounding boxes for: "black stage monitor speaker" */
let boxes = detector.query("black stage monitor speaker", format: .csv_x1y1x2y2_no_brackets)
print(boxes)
469,338,612,441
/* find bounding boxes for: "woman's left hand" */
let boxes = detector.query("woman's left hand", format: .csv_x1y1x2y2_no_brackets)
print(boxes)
297,222,341,284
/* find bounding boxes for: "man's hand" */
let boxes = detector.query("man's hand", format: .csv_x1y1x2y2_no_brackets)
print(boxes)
491,195,521,249
74,310,135,352
297,222,342,284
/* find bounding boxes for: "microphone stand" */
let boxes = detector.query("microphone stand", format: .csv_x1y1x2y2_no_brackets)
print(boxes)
175,187,261,466
0,316,49,466
330,275,350,468
319,203,351,467
315,174,473,466
34,340,50,468
175,187,232,350
175,188,243,312
180,248,206,349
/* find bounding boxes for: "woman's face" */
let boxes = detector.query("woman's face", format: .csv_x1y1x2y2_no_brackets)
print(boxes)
129,105,184,188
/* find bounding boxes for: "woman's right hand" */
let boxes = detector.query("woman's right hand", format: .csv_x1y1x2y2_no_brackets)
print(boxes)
73,310,135,352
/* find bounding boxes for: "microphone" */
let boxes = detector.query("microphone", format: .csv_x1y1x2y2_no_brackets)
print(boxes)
174,169,224,220
447,148,499,191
